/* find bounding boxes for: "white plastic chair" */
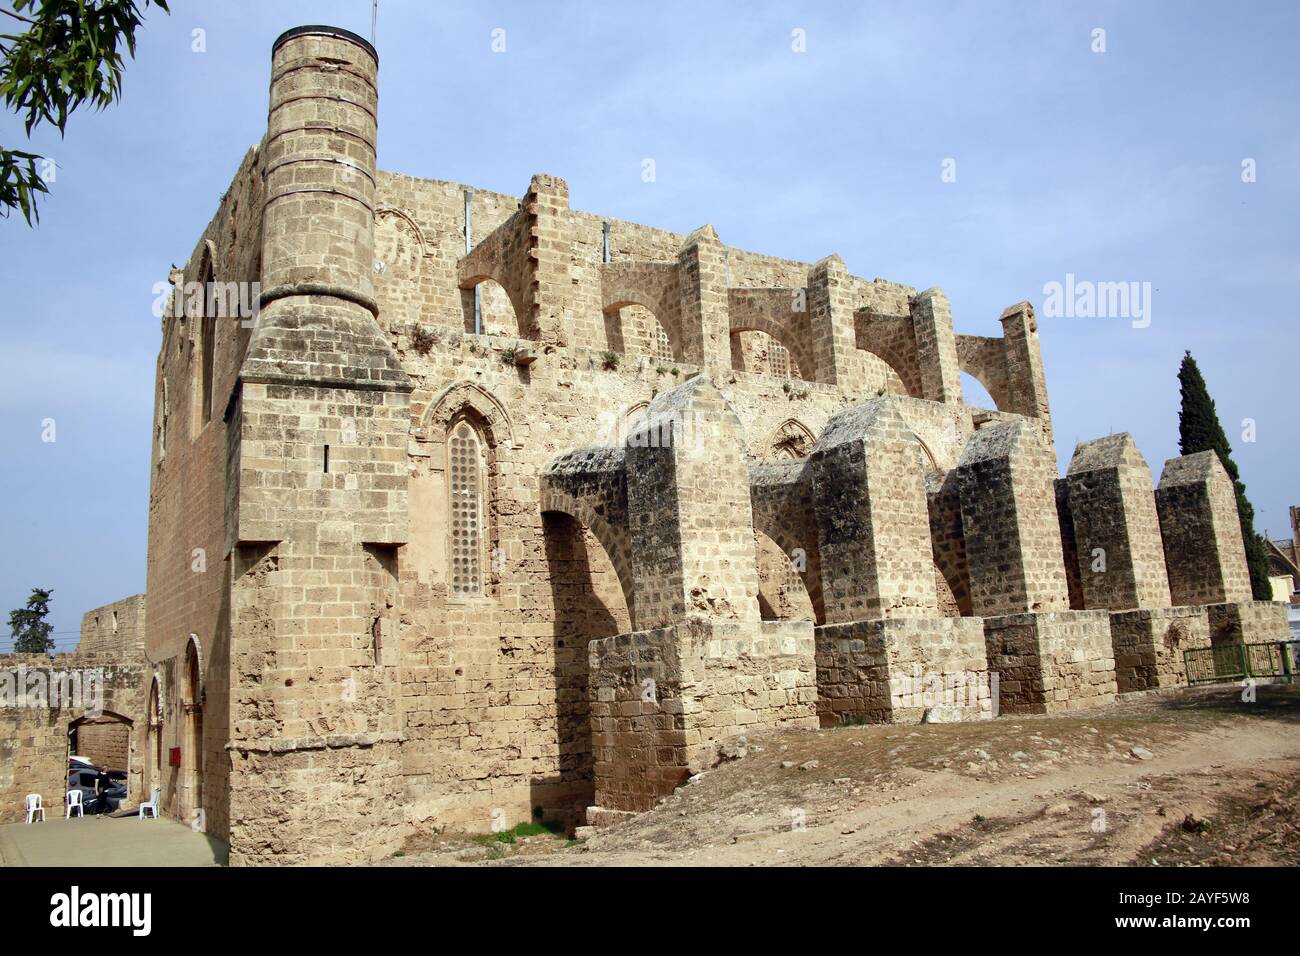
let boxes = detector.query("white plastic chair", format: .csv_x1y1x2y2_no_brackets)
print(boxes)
65,789,84,818
24,793,45,823
138,787,160,820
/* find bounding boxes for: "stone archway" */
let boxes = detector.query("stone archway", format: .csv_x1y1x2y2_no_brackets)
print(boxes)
69,711,133,775
538,510,633,828
755,529,816,622
144,675,162,800
183,636,204,824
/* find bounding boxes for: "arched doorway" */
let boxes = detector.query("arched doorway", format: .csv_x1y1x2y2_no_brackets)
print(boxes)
68,710,133,805
144,676,162,802
183,637,204,824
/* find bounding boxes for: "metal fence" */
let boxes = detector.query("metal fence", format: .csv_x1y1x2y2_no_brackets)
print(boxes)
1184,640,1298,686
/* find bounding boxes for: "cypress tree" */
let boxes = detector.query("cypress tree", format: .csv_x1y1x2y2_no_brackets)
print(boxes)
8,587,55,655
1177,351,1272,599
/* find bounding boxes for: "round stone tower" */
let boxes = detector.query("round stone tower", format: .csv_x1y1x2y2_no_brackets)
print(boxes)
261,25,379,315
229,26,410,865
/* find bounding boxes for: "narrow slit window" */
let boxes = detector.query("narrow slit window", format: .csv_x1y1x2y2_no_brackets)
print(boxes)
200,292,216,425
448,421,485,595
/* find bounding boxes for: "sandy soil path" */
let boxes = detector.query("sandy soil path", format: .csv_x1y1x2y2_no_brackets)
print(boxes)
387,684,1300,867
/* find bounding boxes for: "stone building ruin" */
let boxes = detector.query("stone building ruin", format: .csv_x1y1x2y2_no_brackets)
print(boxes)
39,26,1285,863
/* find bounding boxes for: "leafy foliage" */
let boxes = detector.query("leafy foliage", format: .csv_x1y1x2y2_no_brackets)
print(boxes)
1177,351,1272,600
0,0,169,223
8,586,55,654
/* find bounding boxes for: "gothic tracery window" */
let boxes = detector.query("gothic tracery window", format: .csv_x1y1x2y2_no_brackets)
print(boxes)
768,340,792,379
653,323,674,364
448,420,486,595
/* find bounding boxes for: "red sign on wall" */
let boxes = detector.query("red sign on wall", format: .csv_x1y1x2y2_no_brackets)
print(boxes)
169,747,181,768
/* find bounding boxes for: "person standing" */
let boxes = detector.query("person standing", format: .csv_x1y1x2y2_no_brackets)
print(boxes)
94,765,114,816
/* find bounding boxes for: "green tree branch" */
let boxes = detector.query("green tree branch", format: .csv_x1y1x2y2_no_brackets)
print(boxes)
0,0,169,224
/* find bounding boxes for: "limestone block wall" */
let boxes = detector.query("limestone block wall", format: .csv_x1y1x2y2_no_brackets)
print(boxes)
1206,600,1290,646
144,142,262,845
749,459,824,623
0,653,148,822
589,618,816,814
377,168,1039,417
1110,606,1210,692
78,594,146,658
391,330,877,833
728,287,816,381
927,471,973,617
984,612,1117,714
76,719,130,769
814,617,989,726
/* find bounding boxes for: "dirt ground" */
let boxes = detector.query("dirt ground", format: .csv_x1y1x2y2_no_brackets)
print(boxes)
385,683,1300,867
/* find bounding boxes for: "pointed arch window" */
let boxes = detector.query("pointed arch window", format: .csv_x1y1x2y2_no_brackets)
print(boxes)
448,419,486,595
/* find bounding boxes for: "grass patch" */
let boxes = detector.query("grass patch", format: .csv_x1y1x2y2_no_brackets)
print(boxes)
471,820,567,845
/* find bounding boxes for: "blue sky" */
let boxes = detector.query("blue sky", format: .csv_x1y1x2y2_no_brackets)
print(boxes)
1,0,1296,645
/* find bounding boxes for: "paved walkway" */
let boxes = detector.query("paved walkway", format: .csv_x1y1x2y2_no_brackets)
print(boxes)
0,814,227,866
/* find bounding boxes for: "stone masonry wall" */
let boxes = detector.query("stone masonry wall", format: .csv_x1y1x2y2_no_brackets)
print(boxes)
984,611,1116,714
0,653,148,822
814,617,989,726
78,594,146,658
1109,605,1210,693
589,618,816,814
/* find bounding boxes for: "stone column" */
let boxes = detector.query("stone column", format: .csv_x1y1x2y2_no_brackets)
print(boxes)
588,376,816,824
676,226,730,375
1066,433,1171,611
260,26,378,332
999,303,1053,447
956,420,1070,617
806,254,857,386
1155,452,1251,607
810,398,936,622
624,375,759,629
910,288,963,405
523,173,573,347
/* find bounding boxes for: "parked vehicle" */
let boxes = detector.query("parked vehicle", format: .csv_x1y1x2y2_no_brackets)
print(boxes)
67,765,127,814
